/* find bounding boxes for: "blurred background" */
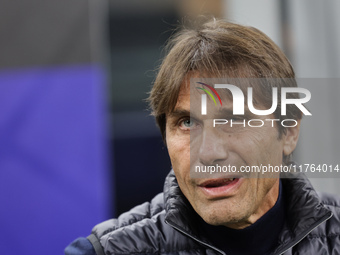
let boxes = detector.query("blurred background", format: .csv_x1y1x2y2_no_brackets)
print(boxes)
0,0,339,254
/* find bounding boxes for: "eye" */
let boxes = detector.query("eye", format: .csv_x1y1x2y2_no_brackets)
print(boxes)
179,118,198,131
182,119,193,127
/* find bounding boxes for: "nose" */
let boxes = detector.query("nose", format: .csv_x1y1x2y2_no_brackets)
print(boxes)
198,127,228,166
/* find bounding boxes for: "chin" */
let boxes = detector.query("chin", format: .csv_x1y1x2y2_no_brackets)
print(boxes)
199,208,242,226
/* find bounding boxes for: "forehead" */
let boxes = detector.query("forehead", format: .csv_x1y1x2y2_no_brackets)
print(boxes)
171,80,235,119
172,77,191,109
173,76,243,109
172,75,277,112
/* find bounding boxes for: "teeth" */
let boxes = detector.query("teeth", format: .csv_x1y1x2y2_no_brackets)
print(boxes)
204,178,237,188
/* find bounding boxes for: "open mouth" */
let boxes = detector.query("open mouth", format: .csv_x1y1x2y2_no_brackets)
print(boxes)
198,177,242,197
200,178,239,188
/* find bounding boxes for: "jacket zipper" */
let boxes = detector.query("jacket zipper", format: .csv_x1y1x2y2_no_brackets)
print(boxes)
165,219,226,255
277,212,333,255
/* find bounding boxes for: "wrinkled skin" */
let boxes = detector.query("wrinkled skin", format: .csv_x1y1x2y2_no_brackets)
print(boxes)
166,77,300,229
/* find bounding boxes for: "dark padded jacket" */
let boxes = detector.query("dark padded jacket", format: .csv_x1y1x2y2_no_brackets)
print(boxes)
88,171,340,255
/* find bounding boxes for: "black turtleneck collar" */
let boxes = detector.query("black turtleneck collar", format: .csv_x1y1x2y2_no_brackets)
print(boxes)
198,180,285,255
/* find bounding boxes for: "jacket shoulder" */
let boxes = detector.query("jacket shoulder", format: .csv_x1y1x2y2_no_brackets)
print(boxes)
318,192,340,208
285,192,340,255
89,192,202,255
307,192,340,241
92,193,165,239
317,192,340,236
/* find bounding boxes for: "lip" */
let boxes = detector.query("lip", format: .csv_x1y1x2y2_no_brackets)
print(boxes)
198,177,243,198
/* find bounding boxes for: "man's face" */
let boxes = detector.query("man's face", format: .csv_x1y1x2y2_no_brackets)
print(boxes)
165,78,300,229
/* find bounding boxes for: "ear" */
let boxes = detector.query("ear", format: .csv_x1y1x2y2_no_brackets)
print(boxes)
282,119,301,156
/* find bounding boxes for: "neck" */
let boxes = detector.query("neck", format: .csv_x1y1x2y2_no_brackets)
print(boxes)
198,179,285,255
225,178,280,229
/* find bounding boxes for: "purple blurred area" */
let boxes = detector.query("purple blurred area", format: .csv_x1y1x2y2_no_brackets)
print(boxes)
0,65,111,254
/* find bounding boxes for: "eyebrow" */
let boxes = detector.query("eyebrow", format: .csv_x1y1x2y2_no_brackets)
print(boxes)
168,106,258,119
168,108,191,118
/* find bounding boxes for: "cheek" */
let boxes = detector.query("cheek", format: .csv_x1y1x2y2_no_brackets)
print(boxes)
236,129,282,161
166,133,193,197
229,132,263,161
166,129,190,171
